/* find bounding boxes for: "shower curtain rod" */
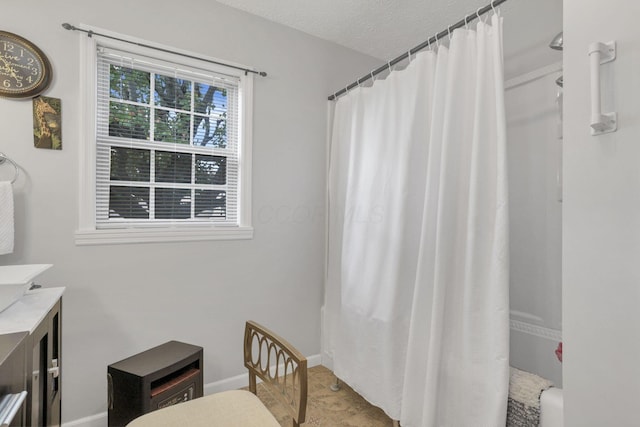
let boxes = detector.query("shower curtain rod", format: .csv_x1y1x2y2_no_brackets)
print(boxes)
328,0,509,101
61,23,268,77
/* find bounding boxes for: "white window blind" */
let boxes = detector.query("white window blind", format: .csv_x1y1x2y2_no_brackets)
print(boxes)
95,46,241,229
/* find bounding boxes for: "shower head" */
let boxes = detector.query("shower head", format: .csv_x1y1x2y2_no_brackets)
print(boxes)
549,32,563,50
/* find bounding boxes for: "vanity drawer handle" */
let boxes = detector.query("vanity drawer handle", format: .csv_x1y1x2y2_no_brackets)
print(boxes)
48,358,59,379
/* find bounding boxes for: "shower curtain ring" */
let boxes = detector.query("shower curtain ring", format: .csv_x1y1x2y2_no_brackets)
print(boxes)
464,14,470,29
388,60,392,73
407,49,412,64
447,25,452,41
491,0,499,16
370,70,375,82
476,6,482,20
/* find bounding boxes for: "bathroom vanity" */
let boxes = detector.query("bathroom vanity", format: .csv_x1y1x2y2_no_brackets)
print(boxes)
0,287,64,426
0,332,28,427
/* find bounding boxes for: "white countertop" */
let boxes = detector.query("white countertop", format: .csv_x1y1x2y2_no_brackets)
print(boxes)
0,288,65,335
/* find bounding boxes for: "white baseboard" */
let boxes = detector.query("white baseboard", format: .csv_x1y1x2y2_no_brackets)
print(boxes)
62,354,322,427
307,354,322,368
204,371,247,395
204,353,322,394
321,350,334,370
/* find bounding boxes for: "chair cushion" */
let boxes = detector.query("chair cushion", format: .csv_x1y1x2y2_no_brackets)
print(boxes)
126,390,281,427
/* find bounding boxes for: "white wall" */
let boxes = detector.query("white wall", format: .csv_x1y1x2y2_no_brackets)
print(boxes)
501,0,563,80
507,71,563,332
564,0,640,425
499,0,564,388
0,0,378,424
506,69,563,386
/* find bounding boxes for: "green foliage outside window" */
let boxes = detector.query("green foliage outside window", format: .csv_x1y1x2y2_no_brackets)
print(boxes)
108,65,227,147
105,64,231,220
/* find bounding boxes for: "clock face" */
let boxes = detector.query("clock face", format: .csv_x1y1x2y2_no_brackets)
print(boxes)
0,31,52,99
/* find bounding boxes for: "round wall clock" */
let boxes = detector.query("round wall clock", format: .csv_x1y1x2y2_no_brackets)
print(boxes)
0,31,52,99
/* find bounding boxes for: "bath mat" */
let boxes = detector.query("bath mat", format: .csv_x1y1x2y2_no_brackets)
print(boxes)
507,367,553,427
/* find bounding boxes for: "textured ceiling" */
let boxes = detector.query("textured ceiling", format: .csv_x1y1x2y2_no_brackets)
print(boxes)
215,0,563,69
216,0,494,60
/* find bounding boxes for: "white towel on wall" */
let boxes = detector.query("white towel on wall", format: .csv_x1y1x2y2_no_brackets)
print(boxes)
0,181,14,255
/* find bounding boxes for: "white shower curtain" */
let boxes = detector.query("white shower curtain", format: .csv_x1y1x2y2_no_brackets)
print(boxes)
324,15,509,427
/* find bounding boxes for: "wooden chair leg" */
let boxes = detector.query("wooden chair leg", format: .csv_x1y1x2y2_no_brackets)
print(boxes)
249,371,257,394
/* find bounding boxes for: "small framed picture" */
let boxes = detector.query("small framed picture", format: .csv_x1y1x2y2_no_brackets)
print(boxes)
33,96,62,150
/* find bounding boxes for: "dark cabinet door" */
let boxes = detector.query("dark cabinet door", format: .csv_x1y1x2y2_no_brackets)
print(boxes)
0,332,28,427
27,299,61,427
49,301,61,427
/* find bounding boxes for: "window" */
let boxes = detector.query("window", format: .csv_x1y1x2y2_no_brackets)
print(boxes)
76,30,253,245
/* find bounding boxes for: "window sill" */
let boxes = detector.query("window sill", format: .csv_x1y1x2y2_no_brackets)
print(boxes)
74,226,253,246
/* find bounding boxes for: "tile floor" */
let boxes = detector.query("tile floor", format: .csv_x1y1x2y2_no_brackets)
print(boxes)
254,365,395,426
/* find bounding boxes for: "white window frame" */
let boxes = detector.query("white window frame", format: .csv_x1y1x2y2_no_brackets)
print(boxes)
75,26,253,245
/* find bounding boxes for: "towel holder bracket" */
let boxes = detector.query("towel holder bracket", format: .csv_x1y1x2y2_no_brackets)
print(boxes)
0,152,19,184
